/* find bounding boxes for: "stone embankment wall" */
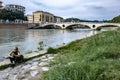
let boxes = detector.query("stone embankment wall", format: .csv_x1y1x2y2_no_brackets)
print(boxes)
0,24,28,29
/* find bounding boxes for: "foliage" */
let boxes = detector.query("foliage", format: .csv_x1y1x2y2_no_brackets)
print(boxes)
0,64,10,70
0,9,26,21
64,17,103,22
109,15,120,23
38,41,44,50
42,28,120,80
64,18,81,22
47,47,57,54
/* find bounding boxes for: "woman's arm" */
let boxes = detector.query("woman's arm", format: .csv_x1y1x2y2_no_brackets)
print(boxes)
9,51,14,57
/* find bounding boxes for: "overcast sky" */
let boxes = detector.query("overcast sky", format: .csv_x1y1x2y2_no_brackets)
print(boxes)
3,0,120,20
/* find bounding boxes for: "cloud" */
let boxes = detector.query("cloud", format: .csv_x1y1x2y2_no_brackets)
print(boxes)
3,0,120,20
31,0,79,8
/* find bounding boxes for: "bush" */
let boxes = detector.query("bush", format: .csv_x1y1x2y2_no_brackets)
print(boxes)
47,47,57,54
38,41,44,50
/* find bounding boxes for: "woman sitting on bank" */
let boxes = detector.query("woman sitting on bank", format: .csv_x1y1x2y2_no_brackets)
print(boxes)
8,47,24,64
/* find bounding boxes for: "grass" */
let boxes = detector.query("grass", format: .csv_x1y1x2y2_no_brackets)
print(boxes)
0,64,10,70
41,28,120,80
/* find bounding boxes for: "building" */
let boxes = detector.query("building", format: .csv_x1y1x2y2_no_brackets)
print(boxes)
27,14,33,23
54,16,64,23
33,11,54,23
27,10,64,24
0,0,3,10
4,4,25,13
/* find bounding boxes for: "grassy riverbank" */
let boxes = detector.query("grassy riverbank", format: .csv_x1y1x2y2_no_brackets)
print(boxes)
42,28,120,80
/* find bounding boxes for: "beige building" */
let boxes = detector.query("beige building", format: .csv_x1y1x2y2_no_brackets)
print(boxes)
27,10,64,24
4,4,25,13
33,11,54,23
0,0,3,10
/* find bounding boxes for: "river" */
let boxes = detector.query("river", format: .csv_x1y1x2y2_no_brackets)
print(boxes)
0,28,113,60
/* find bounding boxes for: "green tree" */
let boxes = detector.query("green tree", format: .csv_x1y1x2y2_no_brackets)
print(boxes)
64,18,101,22
64,18,81,22
0,9,26,21
109,15,120,23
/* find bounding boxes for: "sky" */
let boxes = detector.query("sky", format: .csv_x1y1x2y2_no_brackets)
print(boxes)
2,0,120,20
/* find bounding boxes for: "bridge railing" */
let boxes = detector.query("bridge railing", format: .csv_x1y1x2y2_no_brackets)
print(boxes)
42,22,120,24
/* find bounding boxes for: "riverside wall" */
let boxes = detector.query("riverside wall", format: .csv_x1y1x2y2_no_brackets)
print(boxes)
0,24,28,29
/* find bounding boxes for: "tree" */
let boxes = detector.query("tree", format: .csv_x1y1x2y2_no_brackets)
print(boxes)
0,9,26,21
64,17,101,22
64,18,81,22
109,15,120,23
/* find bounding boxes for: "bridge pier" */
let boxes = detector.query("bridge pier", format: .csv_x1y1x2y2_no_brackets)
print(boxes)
91,25,102,31
61,24,66,29
91,25,96,30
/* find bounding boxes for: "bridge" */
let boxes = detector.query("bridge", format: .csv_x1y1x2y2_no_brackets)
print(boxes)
29,22,120,29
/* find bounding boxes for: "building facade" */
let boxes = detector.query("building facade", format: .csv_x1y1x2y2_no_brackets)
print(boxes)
54,16,64,23
27,10,64,24
33,11,54,23
0,0,3,10
4,4,25,13
27,14,33,23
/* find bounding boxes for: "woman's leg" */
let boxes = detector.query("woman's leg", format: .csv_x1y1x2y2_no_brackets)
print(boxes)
9,57,15,64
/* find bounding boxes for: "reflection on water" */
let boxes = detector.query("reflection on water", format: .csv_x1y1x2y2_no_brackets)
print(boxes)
0,29,98,60
0,29,26,43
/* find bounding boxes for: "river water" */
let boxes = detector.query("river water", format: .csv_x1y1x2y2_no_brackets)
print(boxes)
0,28,109,60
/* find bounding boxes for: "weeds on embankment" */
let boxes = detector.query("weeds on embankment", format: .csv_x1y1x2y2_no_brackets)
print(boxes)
42,28,120,80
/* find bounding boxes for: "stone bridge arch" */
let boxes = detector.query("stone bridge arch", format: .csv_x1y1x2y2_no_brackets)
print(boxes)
42,23,62,29
65,23,91,29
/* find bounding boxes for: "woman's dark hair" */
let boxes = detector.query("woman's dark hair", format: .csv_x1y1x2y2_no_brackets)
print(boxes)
14,47,18,51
